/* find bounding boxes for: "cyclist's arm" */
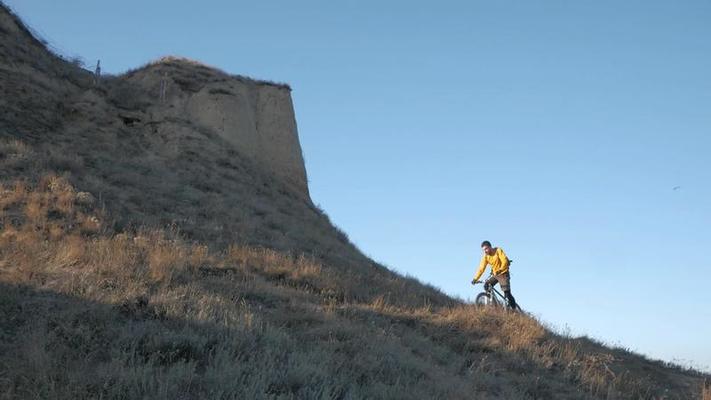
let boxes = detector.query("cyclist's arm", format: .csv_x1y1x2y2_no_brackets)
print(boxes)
472,257,487,282
497,248,510,269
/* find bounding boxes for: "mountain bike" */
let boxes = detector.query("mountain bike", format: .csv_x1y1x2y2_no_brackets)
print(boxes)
472,281,522,311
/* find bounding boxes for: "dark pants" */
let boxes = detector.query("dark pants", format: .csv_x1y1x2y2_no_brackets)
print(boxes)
485,272,518,309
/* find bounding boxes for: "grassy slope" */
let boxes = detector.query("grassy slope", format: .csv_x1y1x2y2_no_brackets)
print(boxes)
1,178,707,400
1,4,709,399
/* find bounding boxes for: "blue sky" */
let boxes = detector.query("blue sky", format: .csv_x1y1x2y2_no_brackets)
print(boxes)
6,0,710,371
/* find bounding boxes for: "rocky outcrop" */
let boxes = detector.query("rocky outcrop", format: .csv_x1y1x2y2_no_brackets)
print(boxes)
0,3,310,199
123,58,310,198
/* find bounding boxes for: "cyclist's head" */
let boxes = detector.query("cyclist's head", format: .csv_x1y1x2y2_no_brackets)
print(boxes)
481,240,495,255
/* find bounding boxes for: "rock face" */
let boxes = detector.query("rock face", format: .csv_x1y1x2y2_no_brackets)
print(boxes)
125,59,310,199
186,78,308,197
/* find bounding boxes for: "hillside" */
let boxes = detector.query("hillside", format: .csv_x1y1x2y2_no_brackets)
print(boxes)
1,3,709,399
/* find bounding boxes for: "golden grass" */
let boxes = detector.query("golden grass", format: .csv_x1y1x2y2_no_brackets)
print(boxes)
1,178,708,399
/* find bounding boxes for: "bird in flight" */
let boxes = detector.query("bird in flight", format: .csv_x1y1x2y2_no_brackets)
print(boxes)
672,186,681,191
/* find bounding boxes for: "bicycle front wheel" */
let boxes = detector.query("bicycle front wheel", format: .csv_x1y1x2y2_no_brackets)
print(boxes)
474,292,492,306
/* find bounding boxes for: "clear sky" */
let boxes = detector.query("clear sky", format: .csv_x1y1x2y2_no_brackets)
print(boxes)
6,0,710,371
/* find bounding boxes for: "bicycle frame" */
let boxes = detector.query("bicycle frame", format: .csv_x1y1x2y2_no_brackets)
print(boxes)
487,285,507,306
473,281,512,308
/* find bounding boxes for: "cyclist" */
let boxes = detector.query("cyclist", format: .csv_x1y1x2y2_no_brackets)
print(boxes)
471,240,519,310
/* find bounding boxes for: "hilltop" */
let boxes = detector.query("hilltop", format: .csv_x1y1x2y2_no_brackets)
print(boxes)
0,3,709,399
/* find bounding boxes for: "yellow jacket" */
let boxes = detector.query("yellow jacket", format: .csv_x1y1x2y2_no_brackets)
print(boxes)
473,247,510,282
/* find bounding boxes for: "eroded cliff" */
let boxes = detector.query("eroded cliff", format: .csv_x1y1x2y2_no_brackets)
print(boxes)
123,58,309,198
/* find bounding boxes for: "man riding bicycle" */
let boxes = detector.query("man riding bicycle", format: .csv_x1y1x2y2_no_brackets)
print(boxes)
471,240,519,310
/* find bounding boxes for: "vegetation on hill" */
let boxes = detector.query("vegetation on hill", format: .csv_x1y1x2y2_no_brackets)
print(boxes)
1,176,707,399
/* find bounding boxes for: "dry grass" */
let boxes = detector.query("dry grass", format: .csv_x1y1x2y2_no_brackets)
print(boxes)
0,178,471,399
123,56,292,91
0,179,709,399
